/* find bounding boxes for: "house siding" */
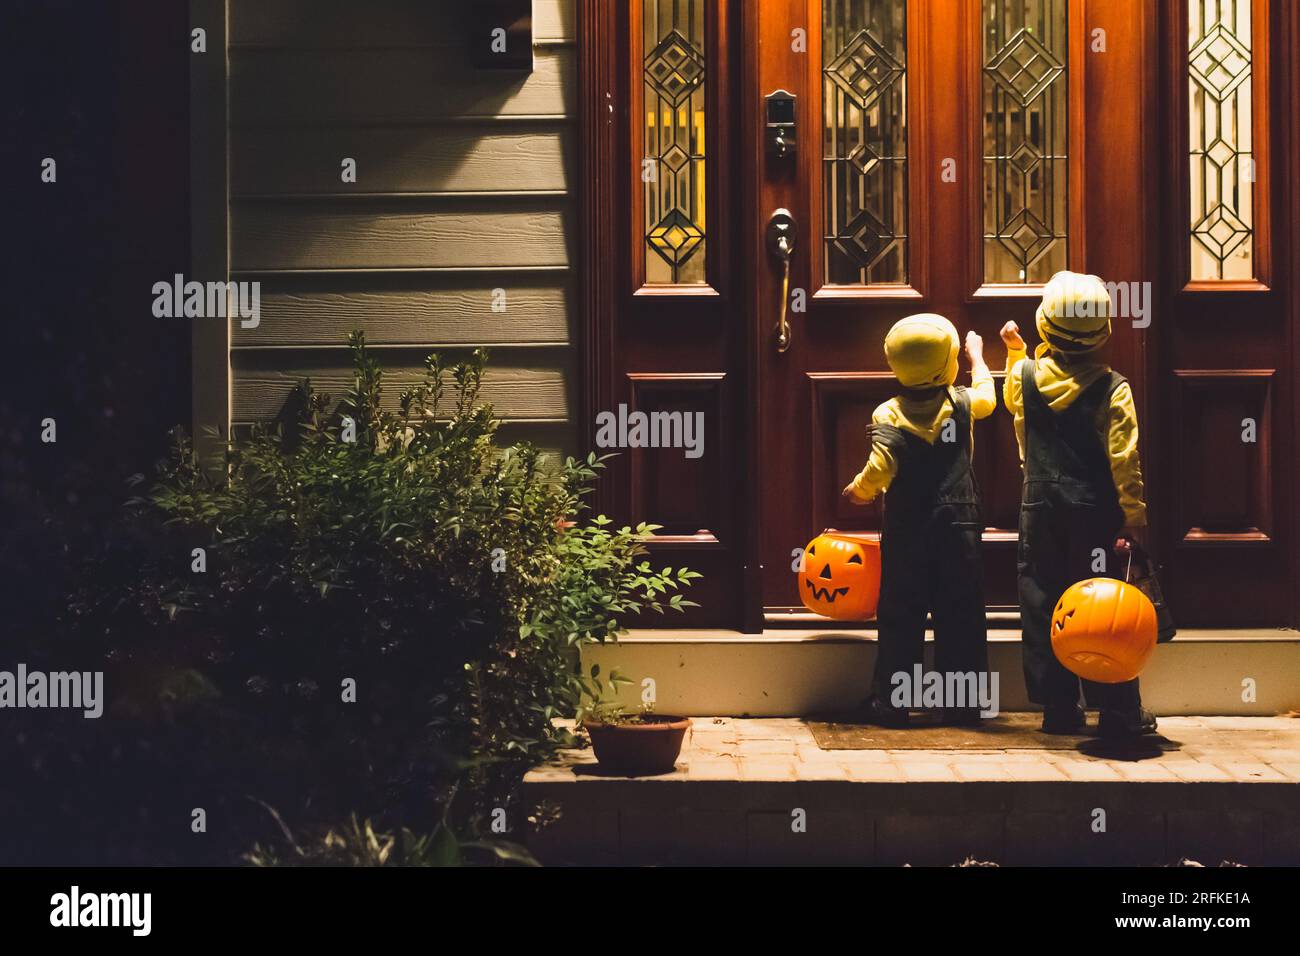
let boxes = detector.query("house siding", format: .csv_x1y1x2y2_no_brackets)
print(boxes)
224,0,578,458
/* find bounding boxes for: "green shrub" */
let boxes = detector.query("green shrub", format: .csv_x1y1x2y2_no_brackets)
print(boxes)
49,331,699,859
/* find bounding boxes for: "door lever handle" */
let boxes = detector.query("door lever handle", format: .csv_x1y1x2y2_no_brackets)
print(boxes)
775,254,792,353
767,209,796,353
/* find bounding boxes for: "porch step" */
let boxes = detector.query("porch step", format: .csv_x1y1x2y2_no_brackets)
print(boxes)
523,717,1300,866
584,628,1300,717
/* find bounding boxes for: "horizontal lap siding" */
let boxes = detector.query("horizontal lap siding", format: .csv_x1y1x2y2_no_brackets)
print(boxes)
227,0,578,456
231,348,574,421
231,127,573,196
232,274,572,347
232,202,572,271
230,49,574,123
228,0,574,47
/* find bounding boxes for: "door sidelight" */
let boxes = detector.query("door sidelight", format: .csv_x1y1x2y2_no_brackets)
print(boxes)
767,208,796,353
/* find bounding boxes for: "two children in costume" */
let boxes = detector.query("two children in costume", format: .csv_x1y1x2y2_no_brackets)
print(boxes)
844,272,1157,738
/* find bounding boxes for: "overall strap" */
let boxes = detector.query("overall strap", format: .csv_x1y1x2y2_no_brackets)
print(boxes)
947,385,972,453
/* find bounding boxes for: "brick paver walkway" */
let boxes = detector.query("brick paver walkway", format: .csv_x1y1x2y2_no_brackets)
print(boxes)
524,716,1300,865
529,716,1300,784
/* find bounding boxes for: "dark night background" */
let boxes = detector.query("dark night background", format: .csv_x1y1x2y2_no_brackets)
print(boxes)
2,0,190,632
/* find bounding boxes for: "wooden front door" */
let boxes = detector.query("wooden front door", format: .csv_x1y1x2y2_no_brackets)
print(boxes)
584,0,1299,631
754,0,1106,620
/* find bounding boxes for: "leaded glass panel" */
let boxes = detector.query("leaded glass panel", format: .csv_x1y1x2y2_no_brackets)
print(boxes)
982,0,1069,284
822,0,908,285
644,0,707,285
1189,0,1254,281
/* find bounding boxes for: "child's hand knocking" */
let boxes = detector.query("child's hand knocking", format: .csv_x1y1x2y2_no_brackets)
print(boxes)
965,331,985,365
1000,321,1025,351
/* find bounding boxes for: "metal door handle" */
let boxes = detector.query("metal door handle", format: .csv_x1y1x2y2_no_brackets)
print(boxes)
767,209,796,353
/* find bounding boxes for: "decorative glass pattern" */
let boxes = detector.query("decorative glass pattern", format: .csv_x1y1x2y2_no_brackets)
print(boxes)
644,0,707,284
982,1,1069,284
822,0,908,285
1189,0,1254,281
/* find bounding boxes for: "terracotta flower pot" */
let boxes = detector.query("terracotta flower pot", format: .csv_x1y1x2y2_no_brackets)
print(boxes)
582,715,691,776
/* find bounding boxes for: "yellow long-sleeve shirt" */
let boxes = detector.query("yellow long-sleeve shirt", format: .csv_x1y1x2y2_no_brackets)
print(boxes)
848,368,997,503
1003,344,1147,526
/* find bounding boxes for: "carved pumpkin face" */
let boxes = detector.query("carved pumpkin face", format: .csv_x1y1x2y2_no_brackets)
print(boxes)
799,531,881,621
1051,578,1157,683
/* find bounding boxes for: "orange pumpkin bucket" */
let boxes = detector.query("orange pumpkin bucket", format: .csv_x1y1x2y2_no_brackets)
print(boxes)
799,530,881,621
1051,578,1158,683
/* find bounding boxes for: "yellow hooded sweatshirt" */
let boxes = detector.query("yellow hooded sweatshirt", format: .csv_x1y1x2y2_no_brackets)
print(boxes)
1004,343,1147,526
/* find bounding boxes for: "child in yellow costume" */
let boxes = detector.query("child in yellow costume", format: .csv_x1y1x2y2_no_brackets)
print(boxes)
842,314,995,726
1001,271,1158,738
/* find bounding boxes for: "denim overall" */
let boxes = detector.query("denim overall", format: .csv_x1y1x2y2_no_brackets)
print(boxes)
1017,360,1142,713
869,387,989,705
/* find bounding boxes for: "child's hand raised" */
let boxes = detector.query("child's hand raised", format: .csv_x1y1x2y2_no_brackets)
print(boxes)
965,331,985,364
1000,321,1025,351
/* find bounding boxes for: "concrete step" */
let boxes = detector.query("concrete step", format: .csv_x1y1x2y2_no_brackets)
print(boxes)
523,716,1300,866
584,628,1300,717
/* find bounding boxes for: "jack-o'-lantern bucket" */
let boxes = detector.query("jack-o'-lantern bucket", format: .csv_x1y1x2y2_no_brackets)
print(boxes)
1051,578,1158,683
799,531,881,621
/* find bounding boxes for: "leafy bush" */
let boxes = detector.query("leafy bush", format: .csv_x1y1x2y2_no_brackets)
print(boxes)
26,332,699,862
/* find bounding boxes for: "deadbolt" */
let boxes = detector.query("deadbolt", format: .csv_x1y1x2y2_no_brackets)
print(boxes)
765,89,797,159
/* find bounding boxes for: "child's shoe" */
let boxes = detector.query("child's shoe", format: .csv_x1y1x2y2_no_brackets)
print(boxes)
858,695,910,728
1098,706,1158,739
1040,704,1086,735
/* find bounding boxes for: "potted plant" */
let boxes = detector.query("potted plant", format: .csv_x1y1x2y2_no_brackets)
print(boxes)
576,665,691,776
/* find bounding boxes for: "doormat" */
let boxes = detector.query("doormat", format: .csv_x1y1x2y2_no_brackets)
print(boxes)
805,711,1178,751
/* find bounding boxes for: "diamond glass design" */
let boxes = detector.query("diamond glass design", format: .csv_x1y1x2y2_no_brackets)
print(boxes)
822,2,908,286
645,30,705,106
648,210,705,268
1000,210,1056,268
986,28,1065,107
1009,141,1043,174
982,2,1069,284
838,208,894,272
826,28,905,110
643,2,707,284
1193,205,1251,261
1188,0,1255,281
1189,24,1251,98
